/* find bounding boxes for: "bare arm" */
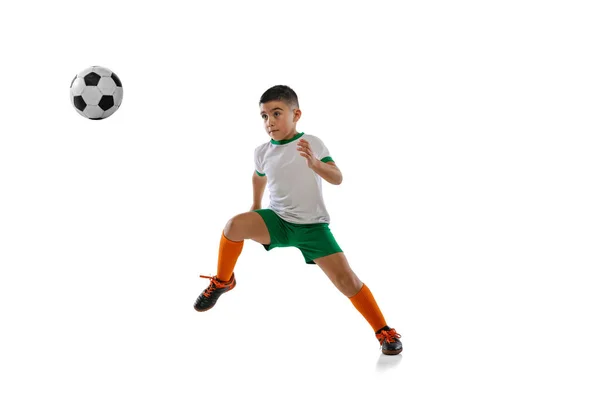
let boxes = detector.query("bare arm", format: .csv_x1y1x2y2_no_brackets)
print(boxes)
296,139,343,185
312,161,343,185
250,171,267,210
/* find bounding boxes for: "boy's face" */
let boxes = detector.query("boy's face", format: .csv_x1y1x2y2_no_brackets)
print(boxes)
260,100,301,142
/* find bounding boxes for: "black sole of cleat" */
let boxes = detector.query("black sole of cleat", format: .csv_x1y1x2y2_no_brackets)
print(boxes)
194,301,217,312
382,348,403,355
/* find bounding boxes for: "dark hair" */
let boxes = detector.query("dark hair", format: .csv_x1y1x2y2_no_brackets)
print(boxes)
259,85,299,109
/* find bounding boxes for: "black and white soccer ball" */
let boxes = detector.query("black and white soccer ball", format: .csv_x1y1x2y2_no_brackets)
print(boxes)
70,66,123,120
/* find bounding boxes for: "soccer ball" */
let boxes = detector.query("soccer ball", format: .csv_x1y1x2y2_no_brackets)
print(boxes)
70,66,123,120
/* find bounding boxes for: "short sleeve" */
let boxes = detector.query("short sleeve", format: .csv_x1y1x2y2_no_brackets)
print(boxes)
254,146,266,176
310,136,334,163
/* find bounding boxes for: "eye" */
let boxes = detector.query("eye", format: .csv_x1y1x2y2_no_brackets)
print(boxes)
261,114,267,120
274,111,280,117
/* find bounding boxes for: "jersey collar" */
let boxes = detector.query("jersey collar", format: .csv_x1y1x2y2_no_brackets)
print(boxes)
270,132,304,145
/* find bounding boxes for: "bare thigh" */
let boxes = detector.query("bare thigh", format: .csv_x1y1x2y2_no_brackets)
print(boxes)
223,211,271,244
314,252,363,297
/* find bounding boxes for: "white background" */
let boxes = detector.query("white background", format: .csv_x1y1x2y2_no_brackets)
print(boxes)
1,0,599,398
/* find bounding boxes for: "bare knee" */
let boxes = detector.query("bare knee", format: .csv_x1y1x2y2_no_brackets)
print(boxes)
316,253,363,296
333,273,363,297
223,212,269,243
223,216,244,241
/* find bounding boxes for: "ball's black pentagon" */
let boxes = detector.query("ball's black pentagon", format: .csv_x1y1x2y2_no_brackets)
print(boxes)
90,118,103,120
98,95,114,111
84,72,101,86
73,95,87,112
70,75,77,88
111,73,122,87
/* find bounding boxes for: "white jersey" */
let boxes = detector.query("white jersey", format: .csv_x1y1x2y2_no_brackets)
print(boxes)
254,132,334,224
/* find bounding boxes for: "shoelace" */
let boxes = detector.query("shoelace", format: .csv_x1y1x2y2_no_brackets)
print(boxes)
376,328,401,345
199,275,230,297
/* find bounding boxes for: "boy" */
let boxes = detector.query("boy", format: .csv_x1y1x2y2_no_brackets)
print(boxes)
193,85,402,355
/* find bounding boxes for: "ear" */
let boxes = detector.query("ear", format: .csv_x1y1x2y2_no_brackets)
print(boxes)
292,108,302,122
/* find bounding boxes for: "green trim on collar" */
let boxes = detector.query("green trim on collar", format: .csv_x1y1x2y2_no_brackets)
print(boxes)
270,132,304,145
320,156,334,163
255,170,266,177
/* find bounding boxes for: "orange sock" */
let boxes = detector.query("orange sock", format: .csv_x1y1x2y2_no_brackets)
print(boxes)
216,231,244,282
349,284,387,333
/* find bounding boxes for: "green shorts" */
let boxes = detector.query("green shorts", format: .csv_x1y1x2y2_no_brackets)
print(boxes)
253,209,343,264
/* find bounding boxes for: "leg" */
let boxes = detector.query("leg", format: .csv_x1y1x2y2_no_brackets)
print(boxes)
313,252,362,297
224,211,270,244
193,212,270,312
314,252,402,355
216,211,271,281
314,252,385,330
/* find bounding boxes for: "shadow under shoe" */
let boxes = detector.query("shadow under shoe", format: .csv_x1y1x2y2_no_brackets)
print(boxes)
194,273,236,312
376,327,403,355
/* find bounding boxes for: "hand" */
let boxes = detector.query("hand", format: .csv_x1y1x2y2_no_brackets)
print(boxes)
297,139,319,170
